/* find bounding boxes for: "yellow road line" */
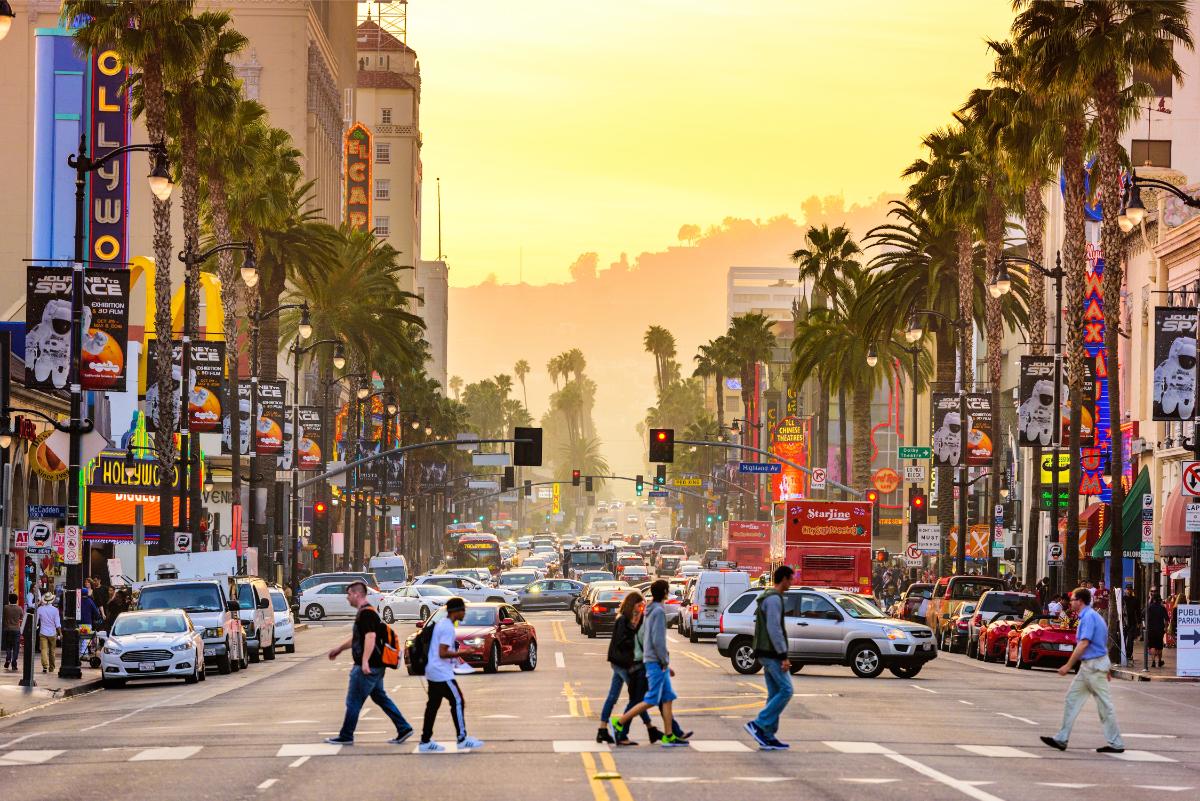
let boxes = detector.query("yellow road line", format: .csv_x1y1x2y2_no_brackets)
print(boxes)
580,694,594,720
580,753,610,801
552,620,569,643
739,680,767,695
563,681,580,717
597,752,635,801
682,650,720,669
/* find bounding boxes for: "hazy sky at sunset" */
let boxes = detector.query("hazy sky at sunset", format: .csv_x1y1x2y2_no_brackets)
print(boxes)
406,2,1014,286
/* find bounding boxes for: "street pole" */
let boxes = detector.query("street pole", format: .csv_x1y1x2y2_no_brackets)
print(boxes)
1050,261,1064,594
249,305,260,559
907,344,919,555
1192,267,1200,602
289,343,299,596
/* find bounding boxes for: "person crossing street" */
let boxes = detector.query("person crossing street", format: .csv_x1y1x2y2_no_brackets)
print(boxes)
745,565,794,750
420,597,484,752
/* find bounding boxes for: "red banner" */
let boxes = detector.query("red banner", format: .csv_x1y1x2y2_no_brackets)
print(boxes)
785,501,872,546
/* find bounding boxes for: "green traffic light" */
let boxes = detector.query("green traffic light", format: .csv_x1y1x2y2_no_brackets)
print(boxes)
478,515,485,521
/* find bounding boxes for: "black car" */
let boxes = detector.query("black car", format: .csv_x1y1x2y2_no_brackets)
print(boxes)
517,579,583,611
581,589,630,638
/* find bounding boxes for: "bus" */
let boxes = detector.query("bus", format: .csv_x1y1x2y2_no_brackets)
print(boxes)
453,532,502,576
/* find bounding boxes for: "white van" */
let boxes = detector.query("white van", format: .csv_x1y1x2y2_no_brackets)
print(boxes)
686,570,751,642
368,553,410,590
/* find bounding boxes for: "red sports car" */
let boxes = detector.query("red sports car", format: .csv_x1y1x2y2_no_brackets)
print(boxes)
405,602,538,674
976,615,1024,662
1005,615,1077,670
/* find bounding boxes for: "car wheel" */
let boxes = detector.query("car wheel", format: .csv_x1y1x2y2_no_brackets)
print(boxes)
1003,645,1014,668
966,638,977,659
305,604,325,621
217,646,232,675
284,644,295,654
520,641,537,671
249,646,261,664
849,643,885,678
382,607,395,624
199,661,207,682
484,641,500,673
263,642,276,661
1017,645,1032,670
981,641,992,662
730,638,761,674
239,640,249,670
185,662,200,684
102,678,126,689
888,663,922,679
788,663,804,675
587,620,597,638
419,606,431,622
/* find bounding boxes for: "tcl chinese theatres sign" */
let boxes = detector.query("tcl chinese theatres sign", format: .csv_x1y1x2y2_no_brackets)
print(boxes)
785,501,872,545
344,123,372,231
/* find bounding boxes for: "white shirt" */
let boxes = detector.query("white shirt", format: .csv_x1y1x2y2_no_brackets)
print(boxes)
36,604,61,637
1048,600,1063,617
425,617,458,682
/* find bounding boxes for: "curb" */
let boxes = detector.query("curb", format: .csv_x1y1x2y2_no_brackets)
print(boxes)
61,677,105,697
1112,668,1199,683
294,623,309,632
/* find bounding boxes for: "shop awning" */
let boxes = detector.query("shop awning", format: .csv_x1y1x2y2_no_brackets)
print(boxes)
1092,466,1150,559
1078,503,1104,560
1161,483,1191,558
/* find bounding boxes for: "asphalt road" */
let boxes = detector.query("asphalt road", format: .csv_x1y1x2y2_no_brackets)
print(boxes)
0,608,1196,801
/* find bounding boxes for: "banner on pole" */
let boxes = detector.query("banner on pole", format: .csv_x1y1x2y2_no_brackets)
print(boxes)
26,267,131,392
1152,307,1197,422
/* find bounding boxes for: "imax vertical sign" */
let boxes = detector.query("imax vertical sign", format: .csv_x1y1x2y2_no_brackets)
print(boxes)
88,48,130,264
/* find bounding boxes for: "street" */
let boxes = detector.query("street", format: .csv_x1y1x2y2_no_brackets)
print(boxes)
1,612,1196,801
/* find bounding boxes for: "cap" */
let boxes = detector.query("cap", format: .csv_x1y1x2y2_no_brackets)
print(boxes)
445,596,466,612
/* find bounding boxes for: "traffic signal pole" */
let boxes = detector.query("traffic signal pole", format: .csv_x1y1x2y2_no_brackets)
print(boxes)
674,439,864,497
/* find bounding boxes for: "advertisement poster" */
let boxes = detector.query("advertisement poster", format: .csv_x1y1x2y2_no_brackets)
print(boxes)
964,393,992,466
296,406,324,471
223,382,252,456
784,501,873,545
1152,307,1197,422
26,267,131,392
769,415,808,502
931,392,964,467
187,341,225,432
256,380,286,456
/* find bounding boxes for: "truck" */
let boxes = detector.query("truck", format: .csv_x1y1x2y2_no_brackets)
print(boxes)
782,501,873,593
143,550,239,582
721,521,772,577
561,544,616,579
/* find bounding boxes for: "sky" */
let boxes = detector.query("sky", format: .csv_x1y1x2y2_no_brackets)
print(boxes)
404,0,1015,286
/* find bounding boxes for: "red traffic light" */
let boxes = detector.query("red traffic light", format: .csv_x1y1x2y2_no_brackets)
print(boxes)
655,431,667,441
314,501,327,514
866,490,879,503
912,494,924,508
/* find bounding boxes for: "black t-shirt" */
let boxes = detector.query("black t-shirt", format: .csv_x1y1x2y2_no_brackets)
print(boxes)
351,605,387,668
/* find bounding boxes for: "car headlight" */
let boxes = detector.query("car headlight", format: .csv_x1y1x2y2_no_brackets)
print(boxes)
102,643,122,655
171,642,193,652
884,628,908,640
203,627,224,639
463,637,486,647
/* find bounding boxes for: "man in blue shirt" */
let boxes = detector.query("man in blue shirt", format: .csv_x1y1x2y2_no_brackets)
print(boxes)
1040,587,1124,753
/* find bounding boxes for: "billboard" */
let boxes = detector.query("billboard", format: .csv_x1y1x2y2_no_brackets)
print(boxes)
223,381,251,456
187,341,225,432
295,406,324,471
1152,307,1197,422
784,501,872,546
344,123,373,231
85,452,179,536
26,267,131,392
769,415,808,502
256,380,286,456
932,392,991,467
88,48,131,266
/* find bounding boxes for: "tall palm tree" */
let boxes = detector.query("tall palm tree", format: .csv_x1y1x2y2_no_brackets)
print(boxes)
513,360,530,409
643,325,676,395
727,312,776,439
449,375,463,400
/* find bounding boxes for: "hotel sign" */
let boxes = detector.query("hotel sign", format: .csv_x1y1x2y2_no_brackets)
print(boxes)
344,123,373,231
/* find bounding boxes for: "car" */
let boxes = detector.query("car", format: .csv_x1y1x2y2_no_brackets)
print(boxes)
926,575,1006,647
621,565,649,583
99,609,206,688
405,602,537,674
367,553,410,590
516,537,532,550
448,568,494,586
627,513,639,524
518,578,584,611
520,557,549,577
298,581,390,621
895,582,933,623
941,602,977,653
383,584,453,621
679,561,702,578
497,570,540,590
977,614,1026,662
581,589,631,638
577,570,616,585
683,570,751,642
409,574,520,605
136,577,248,675
574,580,631,621
965,591,1041,658
234,576,277,663
1005,614,1077,670
268,587,296,654
702,548,723,568
716,587,937,678
298,572,381,594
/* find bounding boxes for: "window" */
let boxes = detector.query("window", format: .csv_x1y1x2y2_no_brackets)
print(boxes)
343,87,353,124
380,107,392,125
373,216,389,237
1133,66,1172,98
1131,139,1171,168
799,594,840,619
376,142,391,163
375,179,390,200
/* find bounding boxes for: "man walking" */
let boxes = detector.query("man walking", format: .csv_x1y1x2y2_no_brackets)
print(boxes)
419,597,484,752
1040,586,1124,754
325,581,413,746
36,593,60,673
3,593,22,670
746,565,794,750
608,579,689,747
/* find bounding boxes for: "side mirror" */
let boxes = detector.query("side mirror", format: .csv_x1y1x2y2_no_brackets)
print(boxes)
258,597,270,609
227,601,239,613
501,618,515,626
415,620,425,629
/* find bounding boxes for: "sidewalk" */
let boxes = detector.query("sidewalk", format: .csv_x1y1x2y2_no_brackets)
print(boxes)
0,646,105,718
1111,638,1197,682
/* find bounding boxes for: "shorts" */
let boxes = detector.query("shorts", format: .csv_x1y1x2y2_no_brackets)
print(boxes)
643,661,676,706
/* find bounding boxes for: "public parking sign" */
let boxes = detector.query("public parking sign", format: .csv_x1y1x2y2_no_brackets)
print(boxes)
1176,605,1200,677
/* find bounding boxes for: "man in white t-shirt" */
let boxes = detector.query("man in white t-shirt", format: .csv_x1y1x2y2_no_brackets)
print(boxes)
1048,596,1064,617
419,597,484,752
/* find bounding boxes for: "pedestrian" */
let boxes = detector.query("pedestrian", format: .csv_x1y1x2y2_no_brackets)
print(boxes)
1047,594,1064,617
324,581,413,746
78,587,104,660
1144,591,1169,668
3,593,22,670
745,565,794,750
1040,587,1124,754
419,596,483,752
597,591,658,745
36,592,61,673
608,579,689,747
1093,581,1109,614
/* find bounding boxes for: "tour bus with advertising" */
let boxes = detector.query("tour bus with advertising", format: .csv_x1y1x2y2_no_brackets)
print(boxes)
452,531,503,577
721,520,773,577
781,500,873,594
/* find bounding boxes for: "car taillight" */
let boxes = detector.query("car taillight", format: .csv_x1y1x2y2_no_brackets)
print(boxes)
666,598,680,605
591,604,604,615
957,619,968,630
719,614,724,633
691,604,698,619
972,613,983,628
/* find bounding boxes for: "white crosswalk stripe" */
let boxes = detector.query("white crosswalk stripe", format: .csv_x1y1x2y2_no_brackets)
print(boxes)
0,750,63,767
956,744,1040,759
552,740,609,752
129,746,203,762
687,740,752,752
1105,750,1176,763
276,743,342,757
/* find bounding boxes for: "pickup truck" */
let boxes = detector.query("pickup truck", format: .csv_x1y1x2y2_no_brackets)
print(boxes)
925,575,1005,651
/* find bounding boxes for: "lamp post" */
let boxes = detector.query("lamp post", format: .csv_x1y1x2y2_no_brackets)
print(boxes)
869,340,925,552
907,309,972,576
1121,176,1200,602
991,253,1065,590
59,136,171,679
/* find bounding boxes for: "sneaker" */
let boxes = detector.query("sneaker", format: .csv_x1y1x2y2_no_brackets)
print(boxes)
323,736,354,746
767,736,790,750
1096,745,1124,754
418,740,446,753
607,715,627,743
660,733,690,747
388,728,414,745
744,721,770,748
457,736,485,749
1039,736,1067,751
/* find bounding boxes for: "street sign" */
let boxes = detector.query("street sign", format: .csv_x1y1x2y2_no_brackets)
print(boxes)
1186,504,1200,533
456,432,479,451
12,530,28,550
1142,520,1154,545
738,462,781,474
28,504,66,520
1177,605,1200,677
902,465,926,482
1048,542,1064,566
904,543,922,566
672,477,703,487
29,520,53,552
648,490,669,498
1182,461,1200,496
810,467,827,489
63,525,82,565
916,524,940,553
898,446,932,460
175,532,192,553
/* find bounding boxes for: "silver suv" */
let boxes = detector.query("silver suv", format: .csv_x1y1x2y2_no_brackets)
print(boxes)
715,587,937,679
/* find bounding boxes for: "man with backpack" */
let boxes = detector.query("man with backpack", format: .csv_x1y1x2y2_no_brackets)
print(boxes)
418,596,484,752
325,581,413,746
745,565,794,750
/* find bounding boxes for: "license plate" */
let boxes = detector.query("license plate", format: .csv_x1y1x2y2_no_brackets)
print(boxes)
921,643,933,651
204,647,216,657
138,662,156,672
703,611,717,618
1057,643,1074,652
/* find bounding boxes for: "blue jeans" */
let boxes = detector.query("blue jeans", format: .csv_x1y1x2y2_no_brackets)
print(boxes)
627,665,685,737
339,665,411,740
752,657,793,737
600,665,651,725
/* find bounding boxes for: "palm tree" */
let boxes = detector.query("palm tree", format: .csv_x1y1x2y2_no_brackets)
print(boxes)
557,435,610,483
513,360,530,408
564,349,587,383
727,312,776,439
643,325,676,396
449,375,463,400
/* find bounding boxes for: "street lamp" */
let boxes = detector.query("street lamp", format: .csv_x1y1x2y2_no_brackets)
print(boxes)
865,343,879,368
0,1,15,42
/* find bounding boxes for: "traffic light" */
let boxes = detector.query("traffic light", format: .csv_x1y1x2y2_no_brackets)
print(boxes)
874,549,889,562
313,500,328,527
706,514,714,525
909,488,927,525
865,489,880,533
585,475,594,492
502,465,515,491
572,469,581,487
865,489,878,504
513,426,543,466
649,428,674,463
524,479,532,497
655,464,666,486
635,475,644,496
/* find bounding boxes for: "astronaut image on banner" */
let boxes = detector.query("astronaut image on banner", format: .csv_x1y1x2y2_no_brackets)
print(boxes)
932,409,964,467
1153,307,1197,422
277,421,294,470
223,396,254,454
26,299,76,389
145,362,183,428
1017,355,1063,447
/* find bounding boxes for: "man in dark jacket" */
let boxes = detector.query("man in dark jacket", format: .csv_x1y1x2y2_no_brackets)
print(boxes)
746,565,794,750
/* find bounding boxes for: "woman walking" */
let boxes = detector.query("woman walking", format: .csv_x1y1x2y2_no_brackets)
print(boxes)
1145,592,1169,668
597,591,659,745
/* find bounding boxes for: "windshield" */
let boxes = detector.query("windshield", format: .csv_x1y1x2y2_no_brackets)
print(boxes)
373,566,408,582
581,571,615,582
950,580,1002,601
270,592,288,612
980,594,1040,616
460,608,498,626
499,573,536,587
833,594,886,619
523,559,546,568
415,585,453,597
139,584,223,613
596,590,628,602
112,614,188,636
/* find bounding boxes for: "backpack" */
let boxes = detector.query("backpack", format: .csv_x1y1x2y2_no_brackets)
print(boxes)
363,605,401,669
405,620,436,676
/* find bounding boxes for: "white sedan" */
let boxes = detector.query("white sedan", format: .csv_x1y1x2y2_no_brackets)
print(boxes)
269,588,296,653
298,581,389,621
382,584,453,622
409,574,520,605
100,610,206,688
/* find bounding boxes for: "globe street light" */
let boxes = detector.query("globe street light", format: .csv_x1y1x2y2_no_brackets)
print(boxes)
865,343,879,368
0,1,16,42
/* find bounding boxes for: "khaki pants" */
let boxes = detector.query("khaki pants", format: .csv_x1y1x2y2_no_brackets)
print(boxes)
1055,655,1123,748
39,634,57,671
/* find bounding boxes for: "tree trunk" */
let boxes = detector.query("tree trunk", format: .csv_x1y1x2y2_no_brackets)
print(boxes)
934,321,955,572
715,370,725,429
1063,109,1087,592
837,384,849,498
985,183,1004,578
1024,182,1047,589
851,386,872,491
956,227,974,387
